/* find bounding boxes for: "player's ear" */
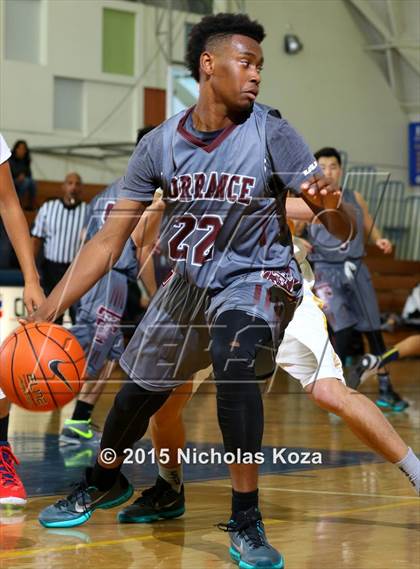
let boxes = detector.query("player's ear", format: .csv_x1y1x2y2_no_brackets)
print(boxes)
200,51,215,77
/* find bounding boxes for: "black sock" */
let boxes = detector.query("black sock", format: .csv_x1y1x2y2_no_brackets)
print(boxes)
378,372,392,393
0,414,9,444
72,400,94,422
91,459,121,491
232,489,259,518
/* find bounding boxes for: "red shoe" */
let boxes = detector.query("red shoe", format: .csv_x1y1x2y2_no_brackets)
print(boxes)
0,445,27,506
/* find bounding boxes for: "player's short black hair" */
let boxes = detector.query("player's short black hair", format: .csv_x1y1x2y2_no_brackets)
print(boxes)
314,147,342,166
136,126,156,145
186,13,265,82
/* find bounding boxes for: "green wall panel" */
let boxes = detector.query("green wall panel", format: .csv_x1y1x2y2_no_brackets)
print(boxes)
102,9,135,76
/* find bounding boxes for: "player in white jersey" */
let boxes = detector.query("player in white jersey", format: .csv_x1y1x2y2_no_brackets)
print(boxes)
0,133,45,505
275,233,345,388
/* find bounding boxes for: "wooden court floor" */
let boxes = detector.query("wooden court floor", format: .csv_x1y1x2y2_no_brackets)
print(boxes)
1,360,419,568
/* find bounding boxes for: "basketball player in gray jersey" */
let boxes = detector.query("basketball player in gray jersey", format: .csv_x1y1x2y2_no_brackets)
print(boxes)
32,14,355,569
60,179,139,445
115,191,419,532
308,147,407,412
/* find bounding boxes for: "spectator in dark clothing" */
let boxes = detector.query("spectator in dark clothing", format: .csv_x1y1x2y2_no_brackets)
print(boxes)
10,140,37,210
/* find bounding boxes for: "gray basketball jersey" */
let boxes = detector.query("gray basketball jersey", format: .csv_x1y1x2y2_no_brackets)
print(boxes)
158,104,294,291
308,189,365,264
85,180,138,279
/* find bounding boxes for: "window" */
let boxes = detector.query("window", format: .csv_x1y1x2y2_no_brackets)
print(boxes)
5,0,41,64
54,78,83,131
136,0,213,15
102,9,135,76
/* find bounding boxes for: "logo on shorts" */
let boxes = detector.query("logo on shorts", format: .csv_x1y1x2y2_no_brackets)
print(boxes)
314,282,333,302
48,359,73,391
94,305,122,345
261,268,301,298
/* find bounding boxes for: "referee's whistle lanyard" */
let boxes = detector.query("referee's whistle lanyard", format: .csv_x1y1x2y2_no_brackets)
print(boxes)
61,199,82,210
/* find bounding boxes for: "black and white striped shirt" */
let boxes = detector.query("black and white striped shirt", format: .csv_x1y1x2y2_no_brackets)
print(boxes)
31,199,87,263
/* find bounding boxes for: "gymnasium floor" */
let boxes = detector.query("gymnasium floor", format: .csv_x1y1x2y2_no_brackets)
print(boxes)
1,361,419,569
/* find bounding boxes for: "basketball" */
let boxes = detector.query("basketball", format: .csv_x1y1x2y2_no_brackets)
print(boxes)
0,322,86,412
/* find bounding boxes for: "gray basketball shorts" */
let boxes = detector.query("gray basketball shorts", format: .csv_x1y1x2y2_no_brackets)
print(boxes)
71,269,128,377
119,266,302,392
313,262,381,333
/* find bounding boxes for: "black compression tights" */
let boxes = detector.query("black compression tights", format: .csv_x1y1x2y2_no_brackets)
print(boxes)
333,327,387,364
364,330,387,355
99,310,272,465
100,382,172,456
211,310,273,456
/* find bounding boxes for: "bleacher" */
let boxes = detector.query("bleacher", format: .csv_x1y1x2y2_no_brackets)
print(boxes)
365,245,420,312
343,162,420,341
344,164,420,261
36,179,106,203
364,226,420,345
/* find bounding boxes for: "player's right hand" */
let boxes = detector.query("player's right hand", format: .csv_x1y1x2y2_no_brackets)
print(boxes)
23,281,46,316
300,175,341,211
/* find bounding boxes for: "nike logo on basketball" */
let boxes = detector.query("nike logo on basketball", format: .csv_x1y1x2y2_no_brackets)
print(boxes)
48,360,73,391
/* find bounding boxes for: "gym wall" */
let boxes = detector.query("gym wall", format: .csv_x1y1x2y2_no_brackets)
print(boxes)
0,0,417,191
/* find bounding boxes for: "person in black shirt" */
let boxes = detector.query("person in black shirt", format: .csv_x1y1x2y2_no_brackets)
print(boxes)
10,140,37,210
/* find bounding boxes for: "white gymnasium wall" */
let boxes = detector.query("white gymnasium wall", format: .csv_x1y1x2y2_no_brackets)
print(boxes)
246,0,419,260
0,0,201,183
0,0,416,189
245,0,409,185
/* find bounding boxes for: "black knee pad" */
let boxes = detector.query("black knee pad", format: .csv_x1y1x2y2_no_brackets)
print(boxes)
113,381,151,414
211,310,273,381
211,310,271,455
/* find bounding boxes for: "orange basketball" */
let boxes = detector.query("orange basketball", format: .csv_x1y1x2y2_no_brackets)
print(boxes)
0,322,86,412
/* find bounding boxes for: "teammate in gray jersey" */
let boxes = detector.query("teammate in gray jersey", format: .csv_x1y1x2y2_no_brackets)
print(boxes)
60,166,165,449
59,179,139,446
307,147,408,412
31,13,355,569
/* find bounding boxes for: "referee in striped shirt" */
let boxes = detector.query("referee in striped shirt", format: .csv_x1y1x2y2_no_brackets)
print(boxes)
32,172,87,324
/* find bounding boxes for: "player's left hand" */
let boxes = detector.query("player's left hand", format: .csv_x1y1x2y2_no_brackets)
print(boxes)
376,238,392,255
300,175,341,211
23,281,46,317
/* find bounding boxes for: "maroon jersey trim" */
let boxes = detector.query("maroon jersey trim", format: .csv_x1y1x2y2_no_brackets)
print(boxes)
177,107,238,153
